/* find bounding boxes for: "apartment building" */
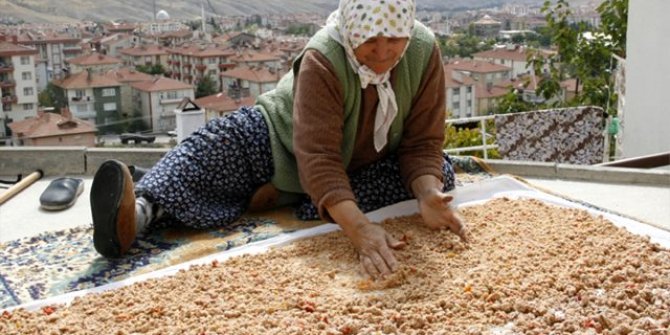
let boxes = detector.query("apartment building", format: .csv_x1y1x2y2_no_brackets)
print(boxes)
17,31,83,84
53,70,123,133
220,65,281,99
444,68,476,119
66,52,123,74
445,59,512,85
168,44,235,89
473,45,553,78
131,76,194,132
0,41,39,138
228,51,282,71
105,68,154,120
119,44,170,69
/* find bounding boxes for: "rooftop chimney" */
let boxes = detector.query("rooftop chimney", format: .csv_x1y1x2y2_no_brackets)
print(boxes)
61,107,73,121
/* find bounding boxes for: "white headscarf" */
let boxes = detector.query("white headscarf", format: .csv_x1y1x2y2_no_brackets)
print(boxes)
325,0,416,152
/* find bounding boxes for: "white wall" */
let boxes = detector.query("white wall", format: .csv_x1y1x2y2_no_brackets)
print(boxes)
623,0,670,158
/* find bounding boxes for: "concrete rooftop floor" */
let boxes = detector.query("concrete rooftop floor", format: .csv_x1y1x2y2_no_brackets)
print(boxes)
1,173,668,243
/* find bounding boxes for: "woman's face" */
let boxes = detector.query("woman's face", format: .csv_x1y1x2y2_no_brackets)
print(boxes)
353,36,409,74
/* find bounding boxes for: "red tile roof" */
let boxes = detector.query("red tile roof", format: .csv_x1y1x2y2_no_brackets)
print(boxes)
67,52,122,66
220,65,281,83
443,67,476,89
131,76,193,92
445,59,512,74
119,44,169,57
168,44,235,58
229,51,281,63
54,71,121,89
8,109,97,139
0,41,38,56
195,93,255,113
105,67,154,83
474,47,554,62
475,82,509,99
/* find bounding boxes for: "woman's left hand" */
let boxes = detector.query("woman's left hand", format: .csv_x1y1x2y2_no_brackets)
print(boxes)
418,189,468,242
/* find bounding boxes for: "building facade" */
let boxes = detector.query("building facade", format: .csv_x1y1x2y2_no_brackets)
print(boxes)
131,77,194,132
0,41,39,139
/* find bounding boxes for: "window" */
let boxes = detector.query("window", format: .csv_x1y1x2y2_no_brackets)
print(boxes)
22,72,32,80
20,56,30,65
103,102,117,111
208,58,217,64
452,101,460,110
166,91,178,99
23,87,34,96
75,90,85,98
209,70,217,77
467,86,472,94
23,103,34,110
102,88,116,97
452,88,460,96
467,99,472,107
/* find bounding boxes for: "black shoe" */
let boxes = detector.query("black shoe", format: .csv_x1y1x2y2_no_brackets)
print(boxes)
39,178,84,211
91,160,136,258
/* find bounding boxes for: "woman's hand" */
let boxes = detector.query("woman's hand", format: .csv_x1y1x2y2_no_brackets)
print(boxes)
412,175,468,242
346,220,406,279
418,189,468,242
327,200,405,279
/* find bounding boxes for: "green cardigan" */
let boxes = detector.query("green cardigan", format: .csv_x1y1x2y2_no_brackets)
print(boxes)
256,21,436,195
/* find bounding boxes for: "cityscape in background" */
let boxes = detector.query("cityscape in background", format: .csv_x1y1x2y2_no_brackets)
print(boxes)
0,0,633,159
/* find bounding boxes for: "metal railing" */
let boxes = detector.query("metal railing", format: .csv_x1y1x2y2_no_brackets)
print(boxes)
444,115,497,159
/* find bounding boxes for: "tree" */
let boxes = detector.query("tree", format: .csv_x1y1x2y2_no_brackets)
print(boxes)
38,82,67,112
195,76,218,98
529,0,628,114
136,63,166,76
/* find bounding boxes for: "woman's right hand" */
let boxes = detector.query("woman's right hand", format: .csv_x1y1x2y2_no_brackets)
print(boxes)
327,200,405,279
346,221,406,279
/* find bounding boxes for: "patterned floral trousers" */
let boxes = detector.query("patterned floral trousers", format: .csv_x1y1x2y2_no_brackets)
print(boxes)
135,107,456,229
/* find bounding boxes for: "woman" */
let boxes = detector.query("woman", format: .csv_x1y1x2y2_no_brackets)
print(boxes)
90,0,466,279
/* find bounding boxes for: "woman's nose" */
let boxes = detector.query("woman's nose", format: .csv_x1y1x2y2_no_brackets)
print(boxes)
373,39,389,58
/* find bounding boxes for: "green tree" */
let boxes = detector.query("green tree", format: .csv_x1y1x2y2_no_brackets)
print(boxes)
136,63,166,76
530,0,628,114
443,123,500,159
37,82,67,112
439,34,493,58
195,76,218,98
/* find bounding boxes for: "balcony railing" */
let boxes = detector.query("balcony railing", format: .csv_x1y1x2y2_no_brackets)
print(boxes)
444,115,498,160
0,63,14,73
71,96,94,104
160,97,183,105
195,64,207,71
219,63,236,71
173,61,181,66
1,95,18,104
0,80,16,88
183,63,192,69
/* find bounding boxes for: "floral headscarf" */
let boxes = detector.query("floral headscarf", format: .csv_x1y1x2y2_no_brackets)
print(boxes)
326,0,416,152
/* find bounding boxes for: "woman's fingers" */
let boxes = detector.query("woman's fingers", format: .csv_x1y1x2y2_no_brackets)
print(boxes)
360,255,379,278
385,233,406,250
370,252,391,277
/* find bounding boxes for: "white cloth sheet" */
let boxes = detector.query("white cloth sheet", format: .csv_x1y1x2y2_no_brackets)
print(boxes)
6,176,670,312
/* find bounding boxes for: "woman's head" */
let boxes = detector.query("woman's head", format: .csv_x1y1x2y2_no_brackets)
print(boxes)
335,0,416,74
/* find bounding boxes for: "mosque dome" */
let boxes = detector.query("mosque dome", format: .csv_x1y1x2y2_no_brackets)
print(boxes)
156,10,170,21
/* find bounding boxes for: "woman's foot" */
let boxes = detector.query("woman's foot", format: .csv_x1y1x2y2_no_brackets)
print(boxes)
90,160,136,258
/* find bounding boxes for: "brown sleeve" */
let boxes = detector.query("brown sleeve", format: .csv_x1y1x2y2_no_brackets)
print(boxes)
397,44,447,193
293,50,355,221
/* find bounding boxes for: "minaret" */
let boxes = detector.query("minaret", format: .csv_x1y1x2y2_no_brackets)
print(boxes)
201,0,206,33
